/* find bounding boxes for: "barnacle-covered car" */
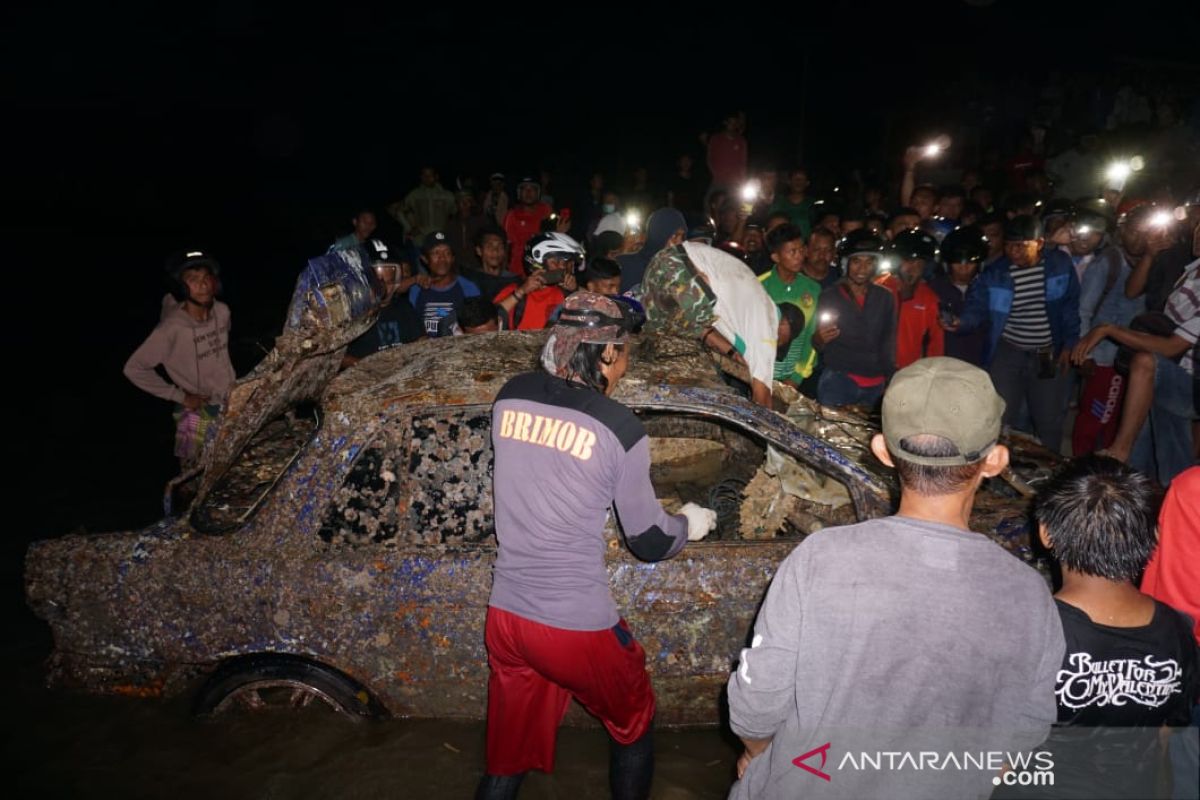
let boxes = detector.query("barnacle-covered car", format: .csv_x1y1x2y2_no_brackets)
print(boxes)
25,252,1061,724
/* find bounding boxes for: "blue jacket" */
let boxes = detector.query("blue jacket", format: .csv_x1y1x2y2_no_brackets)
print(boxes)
1076,244,1143,366
958,248,1081,366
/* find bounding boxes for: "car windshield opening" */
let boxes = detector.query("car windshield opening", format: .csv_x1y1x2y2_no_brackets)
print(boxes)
191,403,321,534
637,411,855,542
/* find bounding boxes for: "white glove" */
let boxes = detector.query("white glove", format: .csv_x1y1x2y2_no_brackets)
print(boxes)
680,502,717,541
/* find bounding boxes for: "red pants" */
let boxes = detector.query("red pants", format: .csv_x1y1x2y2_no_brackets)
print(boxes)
483,606,656,775
1072,365,1126,456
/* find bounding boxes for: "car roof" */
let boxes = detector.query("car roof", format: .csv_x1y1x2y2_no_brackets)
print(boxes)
323,331,735,412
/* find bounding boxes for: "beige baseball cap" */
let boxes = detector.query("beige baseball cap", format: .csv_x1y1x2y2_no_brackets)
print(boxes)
882,357,1006,466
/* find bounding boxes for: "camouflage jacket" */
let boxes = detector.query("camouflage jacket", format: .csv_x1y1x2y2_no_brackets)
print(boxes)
640,245,718,337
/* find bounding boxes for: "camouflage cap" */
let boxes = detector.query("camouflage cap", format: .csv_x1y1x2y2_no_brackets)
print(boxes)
541,291,632,378
882,357,1006,466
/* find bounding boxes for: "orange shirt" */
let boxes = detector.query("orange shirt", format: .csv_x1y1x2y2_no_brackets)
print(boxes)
875,274,944,369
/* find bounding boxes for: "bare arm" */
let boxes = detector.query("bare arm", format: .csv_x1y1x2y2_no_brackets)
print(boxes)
1124,233,1174,299
736,736,774,780
1124,251,1156,299
1100,325,1191,357
1072,322,1193,364
701,327,738,358
496,273,546,314
750,378,773,408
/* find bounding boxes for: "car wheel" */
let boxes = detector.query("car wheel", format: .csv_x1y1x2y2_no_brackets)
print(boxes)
193,654,386,720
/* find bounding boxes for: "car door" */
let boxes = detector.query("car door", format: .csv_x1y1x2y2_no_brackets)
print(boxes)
291,405,497,719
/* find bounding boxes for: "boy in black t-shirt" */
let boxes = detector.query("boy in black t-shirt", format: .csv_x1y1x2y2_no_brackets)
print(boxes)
1019,455,1200,799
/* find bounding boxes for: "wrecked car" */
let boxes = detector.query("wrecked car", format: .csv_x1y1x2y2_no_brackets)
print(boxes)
25,250,1061,725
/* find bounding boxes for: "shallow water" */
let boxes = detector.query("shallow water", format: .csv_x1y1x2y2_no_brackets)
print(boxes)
7,624,740,800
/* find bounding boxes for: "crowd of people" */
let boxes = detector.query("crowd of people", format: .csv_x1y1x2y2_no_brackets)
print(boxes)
304,106,1200,488
115,104,1200,798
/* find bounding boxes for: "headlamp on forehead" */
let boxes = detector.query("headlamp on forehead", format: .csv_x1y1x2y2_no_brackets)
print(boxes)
1149,210,1173,229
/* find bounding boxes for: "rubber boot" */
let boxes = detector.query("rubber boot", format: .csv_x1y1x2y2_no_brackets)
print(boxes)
609,725,654,800
475,772,526,800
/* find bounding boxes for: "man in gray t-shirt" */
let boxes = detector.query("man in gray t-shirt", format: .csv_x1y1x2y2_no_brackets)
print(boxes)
727,357,1064,799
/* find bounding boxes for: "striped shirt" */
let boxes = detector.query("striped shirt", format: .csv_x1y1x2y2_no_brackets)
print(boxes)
1165,257,1200,375
1002,263,1053,350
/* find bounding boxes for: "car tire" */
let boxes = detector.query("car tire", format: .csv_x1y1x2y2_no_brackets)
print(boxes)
193,654,386,720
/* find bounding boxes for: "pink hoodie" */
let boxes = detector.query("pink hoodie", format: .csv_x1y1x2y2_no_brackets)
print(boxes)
123,298,236,405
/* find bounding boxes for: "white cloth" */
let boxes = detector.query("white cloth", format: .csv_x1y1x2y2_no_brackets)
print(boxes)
682,242,779,388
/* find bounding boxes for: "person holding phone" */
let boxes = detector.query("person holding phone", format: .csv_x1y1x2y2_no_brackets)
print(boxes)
493,232,582,330
928,225,989,367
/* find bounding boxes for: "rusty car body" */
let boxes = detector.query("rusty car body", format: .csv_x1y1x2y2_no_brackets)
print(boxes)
25,251,1059,724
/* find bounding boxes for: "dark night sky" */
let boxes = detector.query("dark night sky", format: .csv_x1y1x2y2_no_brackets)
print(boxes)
7,1,1197,247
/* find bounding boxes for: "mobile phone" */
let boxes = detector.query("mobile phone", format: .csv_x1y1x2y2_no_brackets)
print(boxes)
937,301,957,328
559,208,572,223
542,269,565,285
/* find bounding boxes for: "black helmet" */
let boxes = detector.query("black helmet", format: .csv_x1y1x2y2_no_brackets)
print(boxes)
1039,198,1075,221
164,249,220,302
1003,215,1043,242
836,229,886,263
685,212,716,244
165,249,220,279
363,238,399,265
940,226,989,264
889,229,939,261
1117,203,1158,230
1069,206,1112,237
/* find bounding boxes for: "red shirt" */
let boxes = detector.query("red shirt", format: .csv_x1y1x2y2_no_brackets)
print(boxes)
493,283,565,330
706,133,748,188
875,274,944,369
1142,467,1200,646
502,203,552,277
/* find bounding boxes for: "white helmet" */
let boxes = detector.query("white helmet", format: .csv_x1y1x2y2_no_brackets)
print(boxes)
525,232,585,271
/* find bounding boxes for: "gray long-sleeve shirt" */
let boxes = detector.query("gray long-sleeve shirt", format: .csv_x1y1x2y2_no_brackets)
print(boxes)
489,371,688,631
727,516,1064,799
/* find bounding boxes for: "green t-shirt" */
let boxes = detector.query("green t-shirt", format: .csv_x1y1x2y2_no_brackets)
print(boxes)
768,197,813,238
759,267,821,382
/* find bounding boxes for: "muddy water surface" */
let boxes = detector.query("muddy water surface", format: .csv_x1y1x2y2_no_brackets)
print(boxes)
8,623,739,800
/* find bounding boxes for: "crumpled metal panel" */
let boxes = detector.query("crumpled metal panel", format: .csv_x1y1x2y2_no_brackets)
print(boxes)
285,248,381,331
192,249,381,515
